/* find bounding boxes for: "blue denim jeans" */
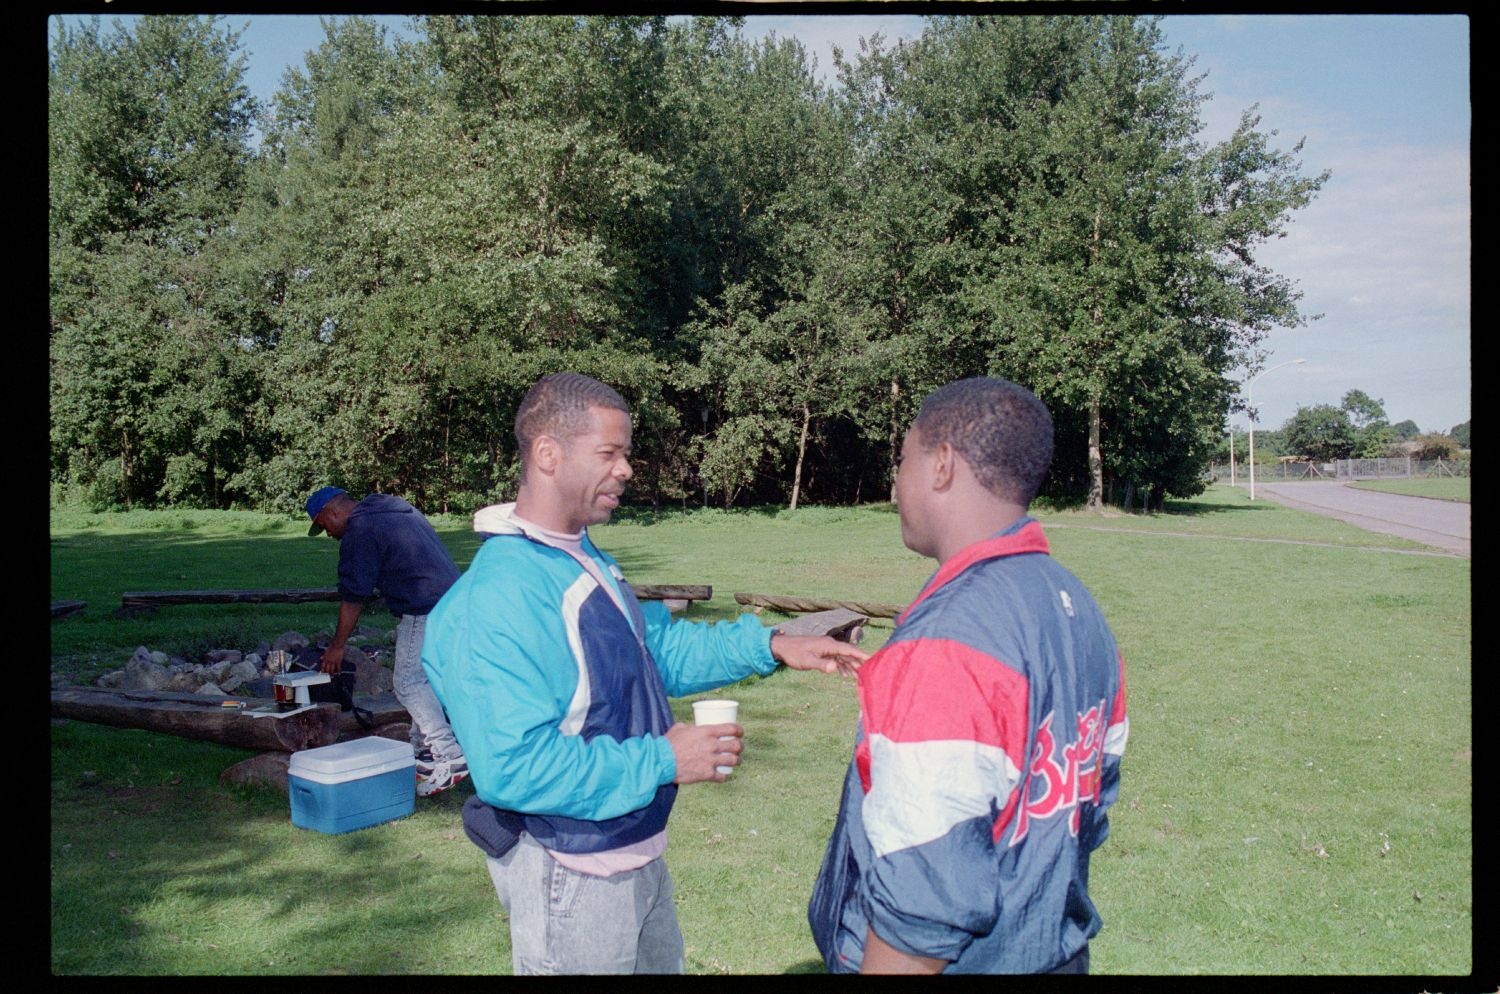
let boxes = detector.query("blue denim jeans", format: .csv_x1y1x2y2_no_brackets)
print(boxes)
486,832,686,974
394,613,462,763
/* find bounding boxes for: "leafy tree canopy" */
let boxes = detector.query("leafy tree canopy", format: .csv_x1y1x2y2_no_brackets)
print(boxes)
50,14,1330,515
1281,404,1356,462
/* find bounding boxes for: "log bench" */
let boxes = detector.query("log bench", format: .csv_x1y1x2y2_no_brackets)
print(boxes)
50,687,412,752
118,584,713,617
771,607,872,644
734,592,903,619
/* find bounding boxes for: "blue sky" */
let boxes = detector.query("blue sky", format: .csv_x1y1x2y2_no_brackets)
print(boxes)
50,13,1471,435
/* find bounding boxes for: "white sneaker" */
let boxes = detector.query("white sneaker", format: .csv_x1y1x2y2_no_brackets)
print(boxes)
416,758,468,797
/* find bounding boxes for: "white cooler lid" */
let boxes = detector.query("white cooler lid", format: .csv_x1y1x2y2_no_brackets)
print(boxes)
290,736,414,779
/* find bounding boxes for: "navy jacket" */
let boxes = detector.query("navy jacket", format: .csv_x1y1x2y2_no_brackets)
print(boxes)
337,494,459,617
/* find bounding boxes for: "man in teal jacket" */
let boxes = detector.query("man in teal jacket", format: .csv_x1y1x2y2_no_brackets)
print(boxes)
423,372,866,974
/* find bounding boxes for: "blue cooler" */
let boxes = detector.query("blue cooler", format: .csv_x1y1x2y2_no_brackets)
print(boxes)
289,737,415,834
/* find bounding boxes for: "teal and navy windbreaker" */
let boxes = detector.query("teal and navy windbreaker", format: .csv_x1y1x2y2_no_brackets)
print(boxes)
807,517,1128,972
422,503,779,856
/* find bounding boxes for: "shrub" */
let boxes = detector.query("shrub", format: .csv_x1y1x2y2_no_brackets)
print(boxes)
1410,433,1460,461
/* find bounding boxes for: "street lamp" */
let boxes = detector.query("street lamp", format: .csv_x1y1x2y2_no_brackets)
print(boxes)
1247,358,1306,501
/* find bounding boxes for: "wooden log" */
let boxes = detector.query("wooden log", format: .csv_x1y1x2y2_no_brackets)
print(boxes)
117,584,707,616
734,592,904,619
50,686,343,752
628,584,712,602
51,600,87,619
772,608,870,644
120,588,348,611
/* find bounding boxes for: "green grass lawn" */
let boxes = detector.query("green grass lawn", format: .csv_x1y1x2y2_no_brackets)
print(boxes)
1348,477,1471,502
50,486,1472,975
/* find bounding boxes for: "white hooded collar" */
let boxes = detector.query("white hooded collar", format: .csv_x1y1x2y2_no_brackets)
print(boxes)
472,502,524,537
473,502,586,546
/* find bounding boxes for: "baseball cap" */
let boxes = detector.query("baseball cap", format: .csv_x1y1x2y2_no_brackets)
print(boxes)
305,486,347,536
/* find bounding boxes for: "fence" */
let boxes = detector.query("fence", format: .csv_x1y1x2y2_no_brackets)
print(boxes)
1207,457,1470,483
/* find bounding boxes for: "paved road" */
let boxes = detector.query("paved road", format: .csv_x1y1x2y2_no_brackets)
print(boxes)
1252,481,1470,557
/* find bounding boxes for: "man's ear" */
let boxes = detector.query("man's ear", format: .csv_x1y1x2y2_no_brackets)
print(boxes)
930,442,957,491
531,435,561,475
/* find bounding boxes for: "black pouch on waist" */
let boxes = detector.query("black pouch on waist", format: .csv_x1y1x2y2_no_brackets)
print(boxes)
462,795,524,858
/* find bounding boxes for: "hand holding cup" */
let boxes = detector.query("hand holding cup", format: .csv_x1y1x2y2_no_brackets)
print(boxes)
692,699,740,776
667,715,742,784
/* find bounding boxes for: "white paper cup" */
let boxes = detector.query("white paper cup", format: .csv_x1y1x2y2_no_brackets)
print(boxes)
692,699,739,775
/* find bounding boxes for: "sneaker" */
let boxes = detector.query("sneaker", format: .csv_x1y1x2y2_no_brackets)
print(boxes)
413,747,436,778
416,758,468,797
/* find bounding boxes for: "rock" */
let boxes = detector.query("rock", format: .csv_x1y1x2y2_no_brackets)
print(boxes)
197,681,227,696
243,652,262,671
122,658,170,692
244,676,276,698
128,646,154,669
220,673,244,693
229,659,259,683
353,650,394,694
208,660,234,682
273,632,309,653
96,670,125,689
204,649,243,666
166,670,203,692
218,752,291,793
149,650,170,666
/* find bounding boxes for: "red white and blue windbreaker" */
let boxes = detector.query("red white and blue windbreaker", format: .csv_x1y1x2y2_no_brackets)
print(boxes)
807,517,1128,973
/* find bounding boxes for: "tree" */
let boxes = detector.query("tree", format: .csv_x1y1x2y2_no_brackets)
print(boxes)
673,30,881,510
245,16,692,511
50,15,256,251
46,14,1339,515
1339,388,1385,428
50,15,259,508
1389,419,1421,441
1281,404,1356,462
849,16,1328,511
1450,420,1470,449
1338,388,1390,458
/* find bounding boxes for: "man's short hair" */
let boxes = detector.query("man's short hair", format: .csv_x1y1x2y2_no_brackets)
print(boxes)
913,377,1053,506
514,372,631,462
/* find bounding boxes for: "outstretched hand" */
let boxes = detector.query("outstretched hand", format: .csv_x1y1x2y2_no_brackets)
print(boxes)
769,634,868,676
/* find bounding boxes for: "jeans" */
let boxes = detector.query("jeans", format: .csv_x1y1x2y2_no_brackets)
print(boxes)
394,613,462,763
486,832,686,974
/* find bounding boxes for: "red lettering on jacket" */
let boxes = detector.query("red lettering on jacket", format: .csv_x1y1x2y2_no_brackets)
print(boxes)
1008,701,1106,846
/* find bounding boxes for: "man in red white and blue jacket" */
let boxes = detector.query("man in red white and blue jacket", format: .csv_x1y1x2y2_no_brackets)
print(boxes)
808,377,1129,974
